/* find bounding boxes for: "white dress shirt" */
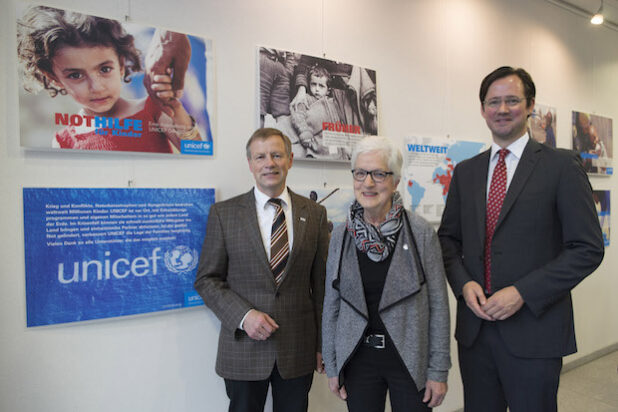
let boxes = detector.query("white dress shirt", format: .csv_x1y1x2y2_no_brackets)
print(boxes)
486,133,529,201
240,187,294,329
253,186,294,258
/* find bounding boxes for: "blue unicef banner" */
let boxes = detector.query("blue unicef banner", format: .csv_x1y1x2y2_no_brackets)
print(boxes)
23,188,214,327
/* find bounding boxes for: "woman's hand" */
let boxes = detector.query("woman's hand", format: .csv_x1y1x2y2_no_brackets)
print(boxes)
328,376,348,400
423,379,447,407
316,352,325,374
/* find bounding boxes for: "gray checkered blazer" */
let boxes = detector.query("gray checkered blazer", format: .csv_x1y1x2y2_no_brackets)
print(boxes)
195,188,329,380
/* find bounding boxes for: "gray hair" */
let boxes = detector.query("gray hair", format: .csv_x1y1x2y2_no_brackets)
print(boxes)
351,136,402,182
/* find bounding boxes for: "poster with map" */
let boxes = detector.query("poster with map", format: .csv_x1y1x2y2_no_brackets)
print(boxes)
403,137,485,223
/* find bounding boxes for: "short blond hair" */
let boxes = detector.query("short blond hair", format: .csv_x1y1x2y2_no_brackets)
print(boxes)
246,128,292,159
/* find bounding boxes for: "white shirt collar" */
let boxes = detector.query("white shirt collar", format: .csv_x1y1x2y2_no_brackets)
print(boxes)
254,186,291,210
490,132,529,161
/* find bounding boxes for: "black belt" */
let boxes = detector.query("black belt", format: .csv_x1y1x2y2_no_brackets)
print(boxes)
362,334,385,349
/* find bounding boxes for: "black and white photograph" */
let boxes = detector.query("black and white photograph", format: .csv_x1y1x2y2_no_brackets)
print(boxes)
258,47,378,162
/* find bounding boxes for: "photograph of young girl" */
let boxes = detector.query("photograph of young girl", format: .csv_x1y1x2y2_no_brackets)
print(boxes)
17,5,213,156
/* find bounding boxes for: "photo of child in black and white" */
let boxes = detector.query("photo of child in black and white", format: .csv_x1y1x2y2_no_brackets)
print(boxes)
258,46,378,162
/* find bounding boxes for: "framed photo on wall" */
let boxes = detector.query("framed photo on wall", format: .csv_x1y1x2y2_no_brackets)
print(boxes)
258,47,378,162
572,111,613,176
17,4,214,156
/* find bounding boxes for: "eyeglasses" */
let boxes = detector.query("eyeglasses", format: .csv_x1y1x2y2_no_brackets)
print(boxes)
483,96,525,109
351,169,394,183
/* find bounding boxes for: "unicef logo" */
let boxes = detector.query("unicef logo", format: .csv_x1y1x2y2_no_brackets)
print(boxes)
164,246,199,274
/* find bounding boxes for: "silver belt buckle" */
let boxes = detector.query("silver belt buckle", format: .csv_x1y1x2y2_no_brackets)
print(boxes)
364,334,385,349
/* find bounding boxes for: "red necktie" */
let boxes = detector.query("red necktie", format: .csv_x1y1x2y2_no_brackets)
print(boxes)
484,149,509,294
268,198,289,285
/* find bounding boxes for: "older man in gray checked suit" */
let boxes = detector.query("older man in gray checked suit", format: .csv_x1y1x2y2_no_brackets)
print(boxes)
195,127,329,412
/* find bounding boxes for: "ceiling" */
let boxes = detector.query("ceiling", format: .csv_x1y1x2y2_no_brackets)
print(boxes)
546,0,618,31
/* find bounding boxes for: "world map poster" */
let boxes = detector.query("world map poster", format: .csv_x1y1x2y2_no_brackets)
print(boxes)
403,137,485,224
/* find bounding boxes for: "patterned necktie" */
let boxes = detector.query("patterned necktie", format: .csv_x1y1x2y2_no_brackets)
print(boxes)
484,148,509,294
268,198,289,285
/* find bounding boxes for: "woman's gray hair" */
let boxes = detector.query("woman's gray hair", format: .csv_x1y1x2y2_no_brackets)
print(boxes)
351,136,403,182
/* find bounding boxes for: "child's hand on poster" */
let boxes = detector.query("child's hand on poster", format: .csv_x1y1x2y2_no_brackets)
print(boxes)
150,68,200,148
149,69,186,118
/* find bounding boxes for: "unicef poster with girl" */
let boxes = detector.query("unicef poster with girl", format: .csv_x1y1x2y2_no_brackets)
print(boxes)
17,4,214,156
258,47,378,162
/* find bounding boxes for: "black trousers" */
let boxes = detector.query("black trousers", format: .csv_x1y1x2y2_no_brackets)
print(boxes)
343,341,431,412
458,321,562,412
224,364,313,412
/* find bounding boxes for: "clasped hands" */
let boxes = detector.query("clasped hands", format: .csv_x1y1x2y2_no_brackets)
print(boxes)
462,281,524,321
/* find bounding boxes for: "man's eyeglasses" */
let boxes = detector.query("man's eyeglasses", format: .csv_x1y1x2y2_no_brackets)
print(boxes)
483,96,525,109
351,169,394,183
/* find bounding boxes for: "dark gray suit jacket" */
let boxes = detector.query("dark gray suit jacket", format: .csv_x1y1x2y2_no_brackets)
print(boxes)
438,138,604,358
194,188,329,380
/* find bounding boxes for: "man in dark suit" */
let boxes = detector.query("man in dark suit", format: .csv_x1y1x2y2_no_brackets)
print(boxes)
438,66,604,412
195,128,329,412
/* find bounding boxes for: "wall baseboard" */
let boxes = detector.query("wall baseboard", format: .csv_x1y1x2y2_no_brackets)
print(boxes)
562,342,618,373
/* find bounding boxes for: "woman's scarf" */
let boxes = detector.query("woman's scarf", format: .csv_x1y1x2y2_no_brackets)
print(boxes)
346,191,404,262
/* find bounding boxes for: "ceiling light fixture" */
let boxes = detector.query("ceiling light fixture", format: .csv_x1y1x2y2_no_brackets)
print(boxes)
591,0,604,25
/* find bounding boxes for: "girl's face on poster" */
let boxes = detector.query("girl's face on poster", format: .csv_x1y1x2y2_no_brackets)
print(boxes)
50,45,125,117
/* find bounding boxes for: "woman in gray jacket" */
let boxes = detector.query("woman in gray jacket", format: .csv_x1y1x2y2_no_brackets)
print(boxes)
322,136,451,411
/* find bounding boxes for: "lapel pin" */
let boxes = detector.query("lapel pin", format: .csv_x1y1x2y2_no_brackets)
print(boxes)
300,217,306,222
403,244,409,250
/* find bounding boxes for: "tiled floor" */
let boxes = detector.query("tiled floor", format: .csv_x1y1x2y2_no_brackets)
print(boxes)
558,350,618,411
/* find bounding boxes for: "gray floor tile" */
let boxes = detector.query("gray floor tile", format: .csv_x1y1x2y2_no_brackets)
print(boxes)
558,350,618,411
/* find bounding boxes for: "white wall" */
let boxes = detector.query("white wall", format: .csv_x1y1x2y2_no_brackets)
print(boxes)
1,0,617,411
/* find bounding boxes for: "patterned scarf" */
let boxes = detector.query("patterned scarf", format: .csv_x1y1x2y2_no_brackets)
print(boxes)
346,191,404,262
